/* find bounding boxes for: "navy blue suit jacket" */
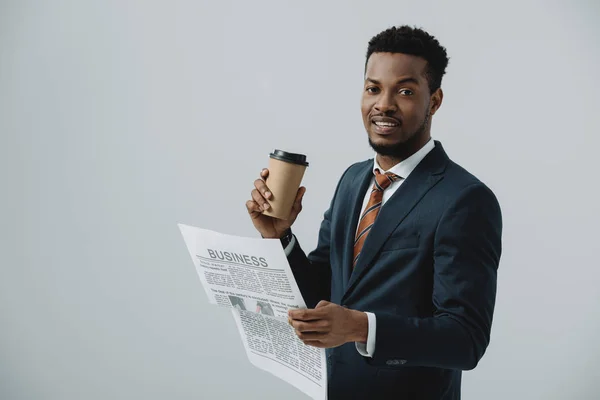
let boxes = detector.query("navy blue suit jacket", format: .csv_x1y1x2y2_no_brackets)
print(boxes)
288,141,502,399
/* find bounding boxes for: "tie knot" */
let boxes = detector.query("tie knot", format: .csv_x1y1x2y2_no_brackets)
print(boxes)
373,169,399,191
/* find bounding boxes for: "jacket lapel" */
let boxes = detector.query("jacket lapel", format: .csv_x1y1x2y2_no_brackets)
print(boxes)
340,162,374,289
342,141,449,301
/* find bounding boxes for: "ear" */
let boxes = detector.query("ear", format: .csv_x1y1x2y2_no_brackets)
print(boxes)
429,88,444,116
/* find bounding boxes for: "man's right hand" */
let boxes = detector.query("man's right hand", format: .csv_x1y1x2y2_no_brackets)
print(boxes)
246,168,306,239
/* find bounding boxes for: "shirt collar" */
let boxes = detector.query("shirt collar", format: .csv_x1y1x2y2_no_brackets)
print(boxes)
373,138,435,179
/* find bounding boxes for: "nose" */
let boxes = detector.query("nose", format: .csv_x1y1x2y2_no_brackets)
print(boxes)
374,92,397,114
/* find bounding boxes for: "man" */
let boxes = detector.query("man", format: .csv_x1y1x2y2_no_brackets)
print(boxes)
246,25,502,399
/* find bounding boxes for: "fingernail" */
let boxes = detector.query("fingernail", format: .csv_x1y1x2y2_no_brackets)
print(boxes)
265,191,271,198
263,203,270,210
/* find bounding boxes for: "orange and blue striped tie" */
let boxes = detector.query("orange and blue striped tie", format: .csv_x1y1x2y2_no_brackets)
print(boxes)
353,169,400,267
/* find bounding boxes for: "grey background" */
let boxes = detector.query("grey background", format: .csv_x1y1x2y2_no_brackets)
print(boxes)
1,0,599,399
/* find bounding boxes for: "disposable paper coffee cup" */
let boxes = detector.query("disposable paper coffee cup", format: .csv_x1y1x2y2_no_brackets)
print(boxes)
263,149,309,220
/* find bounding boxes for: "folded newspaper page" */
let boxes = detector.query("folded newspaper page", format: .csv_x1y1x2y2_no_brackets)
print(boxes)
178,224,327,400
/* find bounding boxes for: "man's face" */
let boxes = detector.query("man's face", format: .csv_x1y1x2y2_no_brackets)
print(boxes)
361,52,433,157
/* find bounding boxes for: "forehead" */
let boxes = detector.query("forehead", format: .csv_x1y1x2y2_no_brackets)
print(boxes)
365,52,428,83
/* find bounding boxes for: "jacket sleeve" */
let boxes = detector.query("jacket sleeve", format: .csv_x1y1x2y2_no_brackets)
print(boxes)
287,211,332,309
369,182,503,370
287,166,351,309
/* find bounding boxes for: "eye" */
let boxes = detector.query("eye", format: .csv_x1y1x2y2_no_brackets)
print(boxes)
399,89,414,96
365,86,380,94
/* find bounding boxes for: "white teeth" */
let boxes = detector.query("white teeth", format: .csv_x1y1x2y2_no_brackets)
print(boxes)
374,121,398,127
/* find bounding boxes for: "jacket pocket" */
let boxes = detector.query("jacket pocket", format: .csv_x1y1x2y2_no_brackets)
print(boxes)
380,232,420,252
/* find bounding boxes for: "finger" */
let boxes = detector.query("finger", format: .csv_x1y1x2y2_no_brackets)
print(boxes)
260,168,269,179
289,308,315,321
301,340,329,348
254,178,273,201
290,319,330,333
245,200,263,216
296,331,329,341
251,188,270,211
288,307,325,321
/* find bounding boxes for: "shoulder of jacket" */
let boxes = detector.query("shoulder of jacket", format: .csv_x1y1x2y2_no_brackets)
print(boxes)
341,159,372,179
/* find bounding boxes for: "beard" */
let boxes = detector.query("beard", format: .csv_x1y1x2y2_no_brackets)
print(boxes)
368,107,431,159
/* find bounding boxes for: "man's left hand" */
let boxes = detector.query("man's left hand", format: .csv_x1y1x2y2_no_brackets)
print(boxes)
288,301,368,348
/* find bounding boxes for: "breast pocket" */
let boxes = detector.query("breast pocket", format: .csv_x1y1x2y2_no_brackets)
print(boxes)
380,232,420,252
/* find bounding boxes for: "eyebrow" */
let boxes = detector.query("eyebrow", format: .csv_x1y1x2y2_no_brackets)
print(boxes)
365,77,419,86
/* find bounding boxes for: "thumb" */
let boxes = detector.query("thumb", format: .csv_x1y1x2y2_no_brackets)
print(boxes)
315,300,330,308
289,186,306,218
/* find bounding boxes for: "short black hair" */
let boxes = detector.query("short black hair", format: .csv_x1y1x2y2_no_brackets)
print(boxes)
366,25,449,94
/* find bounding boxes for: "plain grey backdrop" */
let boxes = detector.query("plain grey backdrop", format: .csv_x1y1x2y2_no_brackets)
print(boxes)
1,0,599,399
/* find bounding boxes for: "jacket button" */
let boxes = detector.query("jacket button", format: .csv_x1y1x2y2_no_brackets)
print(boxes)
386,359,407,366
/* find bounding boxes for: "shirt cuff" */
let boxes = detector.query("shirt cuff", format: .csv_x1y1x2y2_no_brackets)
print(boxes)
355,312,376,357
283,234,296,257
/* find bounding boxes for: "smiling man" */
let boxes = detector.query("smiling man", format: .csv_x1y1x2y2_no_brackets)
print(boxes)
246,25,502,399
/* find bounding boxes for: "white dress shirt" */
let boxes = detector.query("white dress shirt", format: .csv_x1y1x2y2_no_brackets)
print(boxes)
285,138,436,357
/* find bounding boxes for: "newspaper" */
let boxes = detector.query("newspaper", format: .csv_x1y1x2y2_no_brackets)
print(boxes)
178,224,327,400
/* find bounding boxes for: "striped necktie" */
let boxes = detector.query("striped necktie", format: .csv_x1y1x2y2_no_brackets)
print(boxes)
353,169,400,267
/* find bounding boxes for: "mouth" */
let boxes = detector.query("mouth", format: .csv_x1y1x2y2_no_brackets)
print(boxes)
371,117,401,135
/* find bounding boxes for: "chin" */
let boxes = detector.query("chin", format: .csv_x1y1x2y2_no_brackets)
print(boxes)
369,134,405,147
368,134,414,158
